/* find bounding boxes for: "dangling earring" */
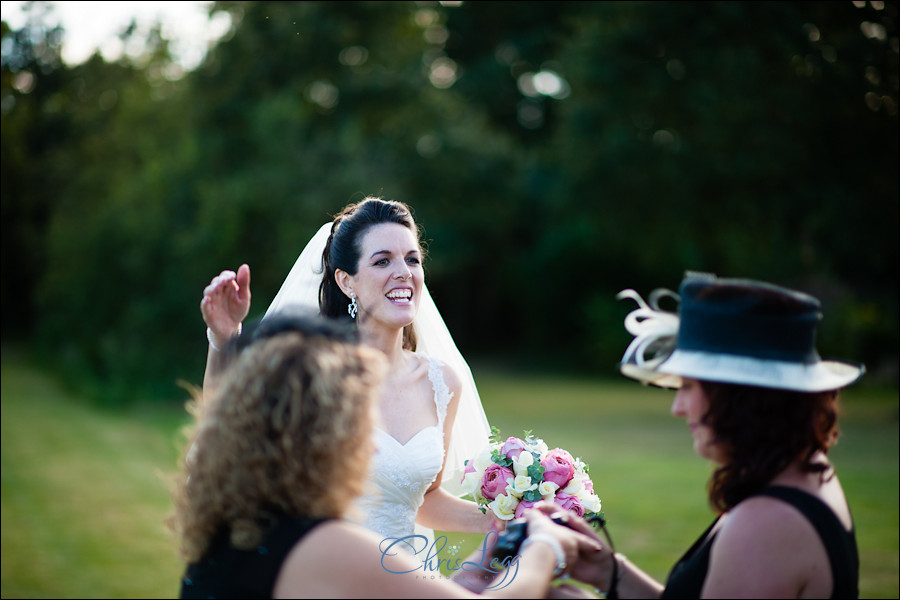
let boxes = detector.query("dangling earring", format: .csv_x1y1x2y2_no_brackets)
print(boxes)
348,292,358,319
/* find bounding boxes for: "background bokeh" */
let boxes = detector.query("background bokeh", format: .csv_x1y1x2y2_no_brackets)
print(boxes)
2,1,897,404
1,3,898,598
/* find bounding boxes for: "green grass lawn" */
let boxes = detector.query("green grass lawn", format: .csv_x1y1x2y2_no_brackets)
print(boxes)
436,367,899,597
1,350,191,598
2,351,898,598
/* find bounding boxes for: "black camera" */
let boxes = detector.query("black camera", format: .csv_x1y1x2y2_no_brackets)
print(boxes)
491,516,567,563
491,513,608,563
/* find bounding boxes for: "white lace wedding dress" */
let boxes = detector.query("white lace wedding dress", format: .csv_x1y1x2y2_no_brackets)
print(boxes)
353,355,451,556
264,221,492,551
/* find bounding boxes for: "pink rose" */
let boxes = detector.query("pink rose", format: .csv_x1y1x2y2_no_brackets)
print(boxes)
514,499,537,519
481,463,515,501
501,437,527,461
554,492,585,517
583,475,594,494
540,448,575,488
460,461,476,484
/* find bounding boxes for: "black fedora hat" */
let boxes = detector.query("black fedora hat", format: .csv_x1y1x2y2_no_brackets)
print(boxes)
617,272,865,392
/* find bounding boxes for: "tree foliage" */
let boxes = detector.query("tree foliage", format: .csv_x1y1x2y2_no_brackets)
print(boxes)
2,1,897,403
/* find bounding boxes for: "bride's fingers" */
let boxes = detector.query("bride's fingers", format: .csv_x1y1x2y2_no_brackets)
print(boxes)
203,271,236,297
208,275,244,307
201,271,247,329
236,264,251,300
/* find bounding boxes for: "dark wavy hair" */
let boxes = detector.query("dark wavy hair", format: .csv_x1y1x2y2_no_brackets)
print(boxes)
319,197,423,350
701,381,840,512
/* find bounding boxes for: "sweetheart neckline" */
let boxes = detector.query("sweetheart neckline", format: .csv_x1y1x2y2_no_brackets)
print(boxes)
376,425,441,447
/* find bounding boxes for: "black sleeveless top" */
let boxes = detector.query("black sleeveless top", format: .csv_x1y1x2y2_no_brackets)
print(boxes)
180,516,329,599
661,486,858,599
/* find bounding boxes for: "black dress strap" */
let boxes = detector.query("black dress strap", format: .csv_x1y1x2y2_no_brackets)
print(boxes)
663,487,859,599
754,486,859,599
661,517,721,598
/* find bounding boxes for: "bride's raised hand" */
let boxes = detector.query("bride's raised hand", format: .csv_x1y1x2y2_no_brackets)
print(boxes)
201,264,252,345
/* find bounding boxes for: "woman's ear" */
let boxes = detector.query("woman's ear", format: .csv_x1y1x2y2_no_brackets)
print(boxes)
334,269,353,298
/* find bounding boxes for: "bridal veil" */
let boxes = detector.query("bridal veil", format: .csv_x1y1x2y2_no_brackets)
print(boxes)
265,223,491,496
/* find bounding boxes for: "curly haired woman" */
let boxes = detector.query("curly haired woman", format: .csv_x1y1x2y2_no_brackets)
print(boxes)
171,312,598,598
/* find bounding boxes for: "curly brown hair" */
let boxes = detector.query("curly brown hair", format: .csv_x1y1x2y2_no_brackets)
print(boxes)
169,331,386,563
701,380,840,513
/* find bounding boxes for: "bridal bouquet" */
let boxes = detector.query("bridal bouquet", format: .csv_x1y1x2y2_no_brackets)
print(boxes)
460,428,603,521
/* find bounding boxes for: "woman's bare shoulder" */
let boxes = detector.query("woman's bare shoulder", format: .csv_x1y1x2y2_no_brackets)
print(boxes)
274,520,456,598
704,495,831,598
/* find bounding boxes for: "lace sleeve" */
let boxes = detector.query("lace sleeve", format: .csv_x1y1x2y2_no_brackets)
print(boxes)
426,356,452,429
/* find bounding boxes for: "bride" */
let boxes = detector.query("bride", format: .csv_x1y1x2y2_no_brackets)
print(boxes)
200,197,497,553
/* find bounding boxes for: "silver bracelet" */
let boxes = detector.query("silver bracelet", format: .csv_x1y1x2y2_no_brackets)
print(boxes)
521,533,567,577
206,323,241,352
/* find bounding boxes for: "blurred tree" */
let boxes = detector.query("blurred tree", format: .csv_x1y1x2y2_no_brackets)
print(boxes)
475,1,899,373
2,1,896,404
1,10,67,338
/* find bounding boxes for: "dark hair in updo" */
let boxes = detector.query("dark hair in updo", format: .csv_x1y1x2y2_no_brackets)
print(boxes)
319,197,422,350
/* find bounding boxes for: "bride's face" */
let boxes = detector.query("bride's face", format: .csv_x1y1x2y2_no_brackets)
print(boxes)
350,223,424,330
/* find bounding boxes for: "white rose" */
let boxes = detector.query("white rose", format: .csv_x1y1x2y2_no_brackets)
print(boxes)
505,483,522,499
574,485,589,502
474,446,495,471
489,493,519,520
512,450,534,476
531,439,549,454
511,475,538,496
539,480,560,498
563,475,585,496
462,471,483,497
580,493,602,513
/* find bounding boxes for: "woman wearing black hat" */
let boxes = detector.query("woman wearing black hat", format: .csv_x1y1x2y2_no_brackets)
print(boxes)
557,272,863,599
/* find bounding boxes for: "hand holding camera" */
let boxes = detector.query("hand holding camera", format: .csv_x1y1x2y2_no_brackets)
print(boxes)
492,511,609,562
488,506,607,582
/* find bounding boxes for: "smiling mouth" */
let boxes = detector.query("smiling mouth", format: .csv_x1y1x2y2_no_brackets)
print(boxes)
386,289,413,304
